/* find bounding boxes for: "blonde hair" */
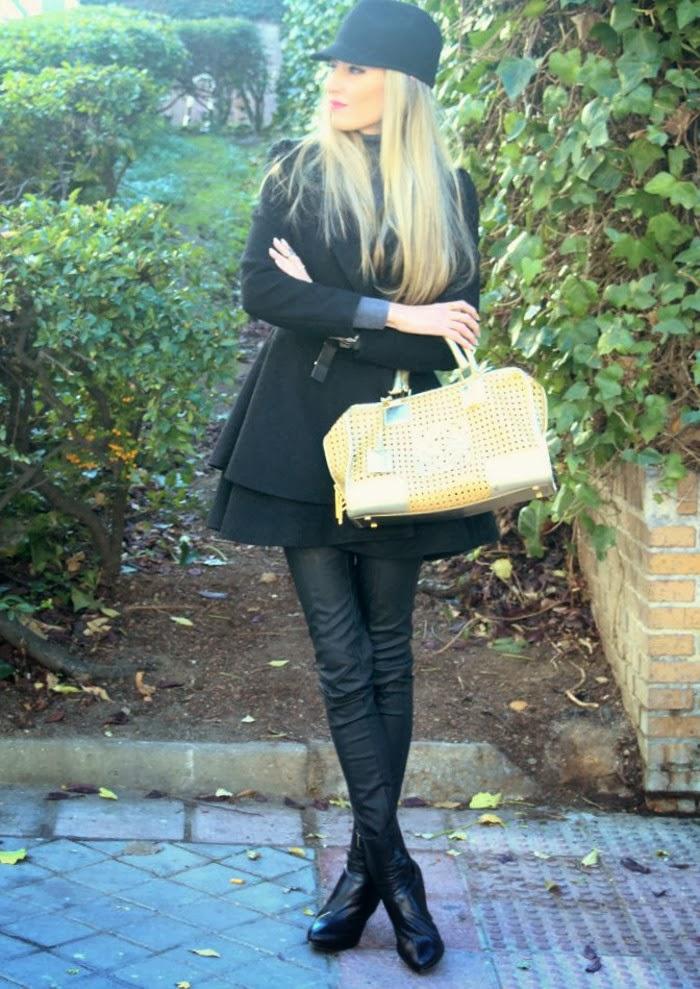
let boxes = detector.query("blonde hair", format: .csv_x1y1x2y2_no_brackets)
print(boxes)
260,68,478,305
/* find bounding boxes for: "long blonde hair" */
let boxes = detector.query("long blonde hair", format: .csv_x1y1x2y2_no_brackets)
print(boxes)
261,68,478,305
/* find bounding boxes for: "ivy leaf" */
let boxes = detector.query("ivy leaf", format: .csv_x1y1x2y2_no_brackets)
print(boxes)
677,1,700,30
497,56,538,101
548,48,581,86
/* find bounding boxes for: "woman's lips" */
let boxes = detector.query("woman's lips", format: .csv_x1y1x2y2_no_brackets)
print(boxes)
330,101,347,110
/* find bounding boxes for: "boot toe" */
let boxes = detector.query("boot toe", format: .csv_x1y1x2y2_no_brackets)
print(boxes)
398,932,445,972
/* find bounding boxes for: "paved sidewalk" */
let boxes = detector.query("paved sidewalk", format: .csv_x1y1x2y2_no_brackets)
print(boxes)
0,786,697,989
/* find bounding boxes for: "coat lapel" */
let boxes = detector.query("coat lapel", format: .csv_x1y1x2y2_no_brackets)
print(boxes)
330,236,369,296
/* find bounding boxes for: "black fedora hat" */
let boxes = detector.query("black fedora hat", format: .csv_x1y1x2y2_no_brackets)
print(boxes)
310,0,443,88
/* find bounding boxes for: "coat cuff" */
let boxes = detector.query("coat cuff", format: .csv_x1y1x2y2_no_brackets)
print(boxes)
352,295,391,330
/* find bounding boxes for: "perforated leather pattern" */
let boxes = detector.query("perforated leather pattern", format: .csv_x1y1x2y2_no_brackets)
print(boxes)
323,366,553,520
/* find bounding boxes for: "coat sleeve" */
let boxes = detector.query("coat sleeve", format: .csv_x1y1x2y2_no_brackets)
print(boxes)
239,140,365,339
348,167,481,372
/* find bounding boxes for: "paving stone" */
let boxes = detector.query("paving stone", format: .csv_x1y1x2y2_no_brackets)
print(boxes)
3,876,95,919
115,913,215,952
115,876,215,913
0,859,53,894
52,931,151,971
191,803,305,845
114,936,262,985
0,788,52,835
274,864,317,895
583,812,700,862
222,915,307,952
223,876,315,916
458,849,619,907
151,894,263,931
62,895,157,932
653,952,700,989
474,896,646,956
18,837,109,873
107,841,209,877
278,939,338,976
66,857,156,895
54,797,185,840
0,895,50,927
337,946,499,987
447,808,595,857
489,950,670,989
224,953,328,989
1,912,96,950
174,841,251,858
397,807,455,850
168,859,264,895
0,930,37,961
0,948,97,987
65,977,126,989
218,845,315,880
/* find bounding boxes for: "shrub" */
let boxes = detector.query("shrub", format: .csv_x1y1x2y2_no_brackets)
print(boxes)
80,0,284,20
0,63,160,204
0,192,239,592
175,18,268,131
0,5,188,87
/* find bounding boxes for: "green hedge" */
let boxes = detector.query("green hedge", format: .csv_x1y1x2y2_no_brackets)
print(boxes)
0,6,188,87
277,0,700,558
79,0,284,21
0,63,160,203
0,192,238,594
176,18,268,131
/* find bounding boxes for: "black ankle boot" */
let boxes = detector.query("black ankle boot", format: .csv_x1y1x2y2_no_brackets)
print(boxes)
358,816,444,973
307,821,381,952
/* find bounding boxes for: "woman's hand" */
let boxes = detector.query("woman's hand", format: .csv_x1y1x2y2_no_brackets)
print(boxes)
268,237,313,282
386,300,480,350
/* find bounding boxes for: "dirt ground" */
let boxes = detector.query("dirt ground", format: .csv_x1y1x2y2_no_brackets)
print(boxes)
0,322,644,812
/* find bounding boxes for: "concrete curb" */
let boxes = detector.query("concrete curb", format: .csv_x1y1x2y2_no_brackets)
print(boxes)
0,737,536,801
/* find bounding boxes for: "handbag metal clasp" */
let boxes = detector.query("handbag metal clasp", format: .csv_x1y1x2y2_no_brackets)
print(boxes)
387,368,411,397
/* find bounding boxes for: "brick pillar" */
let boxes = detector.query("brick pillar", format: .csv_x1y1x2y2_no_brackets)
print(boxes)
575,465,700,813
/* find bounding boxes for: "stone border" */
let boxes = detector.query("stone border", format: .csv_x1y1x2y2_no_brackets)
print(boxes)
0,737,535,802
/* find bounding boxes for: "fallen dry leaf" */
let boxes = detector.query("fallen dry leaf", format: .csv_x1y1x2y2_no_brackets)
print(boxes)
508,700,528,712
135,671,156,702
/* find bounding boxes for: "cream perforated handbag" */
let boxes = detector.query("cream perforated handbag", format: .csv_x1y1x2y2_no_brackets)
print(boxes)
322,339,557,528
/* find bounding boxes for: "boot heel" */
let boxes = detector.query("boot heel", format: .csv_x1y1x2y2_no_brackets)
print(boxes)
307,823,380,952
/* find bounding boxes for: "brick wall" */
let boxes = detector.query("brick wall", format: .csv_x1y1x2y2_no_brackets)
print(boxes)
575,463,700,813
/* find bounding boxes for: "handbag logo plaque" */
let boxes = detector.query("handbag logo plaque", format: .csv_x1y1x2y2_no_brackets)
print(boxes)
323,339,558,528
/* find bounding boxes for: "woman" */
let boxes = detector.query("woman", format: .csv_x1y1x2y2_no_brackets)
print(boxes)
207,0,500,974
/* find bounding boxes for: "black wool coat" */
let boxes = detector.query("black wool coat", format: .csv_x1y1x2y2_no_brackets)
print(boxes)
208,139,496,544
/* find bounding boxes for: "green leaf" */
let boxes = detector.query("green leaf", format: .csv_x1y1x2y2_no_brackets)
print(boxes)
517,500,551,558
490,558,513,581
497,56,538,101
548,49,581,87
677,0,700,30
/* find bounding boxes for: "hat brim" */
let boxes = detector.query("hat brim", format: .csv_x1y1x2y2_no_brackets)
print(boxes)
310,42,385,69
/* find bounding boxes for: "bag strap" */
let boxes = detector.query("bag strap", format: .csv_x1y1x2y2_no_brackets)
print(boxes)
388,338,481,396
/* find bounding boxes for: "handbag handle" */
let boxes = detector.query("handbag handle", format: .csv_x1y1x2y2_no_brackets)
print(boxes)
388,338,480,397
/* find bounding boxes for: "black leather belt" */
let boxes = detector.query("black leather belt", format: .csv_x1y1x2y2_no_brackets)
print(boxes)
311,335,360,382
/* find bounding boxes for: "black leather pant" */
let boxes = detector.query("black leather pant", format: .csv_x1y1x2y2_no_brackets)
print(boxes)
284,546,423,841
